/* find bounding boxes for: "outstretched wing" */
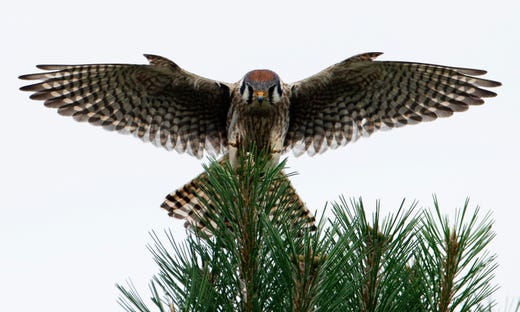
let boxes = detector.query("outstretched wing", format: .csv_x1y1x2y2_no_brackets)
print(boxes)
20,55,232,158
285,52,501,156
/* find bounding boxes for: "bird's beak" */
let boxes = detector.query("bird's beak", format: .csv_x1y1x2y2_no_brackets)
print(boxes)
254,90,265,104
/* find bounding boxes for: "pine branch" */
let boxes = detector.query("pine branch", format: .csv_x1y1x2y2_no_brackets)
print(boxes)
417,196,498,311
311,197,422,311
117,153,503,311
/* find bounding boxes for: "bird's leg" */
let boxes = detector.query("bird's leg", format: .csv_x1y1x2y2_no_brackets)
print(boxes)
228,134,241,170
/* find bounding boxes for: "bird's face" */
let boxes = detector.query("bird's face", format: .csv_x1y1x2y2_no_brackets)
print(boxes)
239,70,282,107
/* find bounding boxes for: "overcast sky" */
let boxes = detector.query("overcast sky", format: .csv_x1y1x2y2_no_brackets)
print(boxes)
1,0,518,311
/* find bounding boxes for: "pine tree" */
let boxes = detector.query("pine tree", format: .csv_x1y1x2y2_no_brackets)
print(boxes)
118,151,510,311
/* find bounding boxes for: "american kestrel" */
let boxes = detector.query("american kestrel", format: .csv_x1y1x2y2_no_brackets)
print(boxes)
19,52,500,232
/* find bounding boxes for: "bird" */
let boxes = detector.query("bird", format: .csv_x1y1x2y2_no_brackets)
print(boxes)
19,52,500,233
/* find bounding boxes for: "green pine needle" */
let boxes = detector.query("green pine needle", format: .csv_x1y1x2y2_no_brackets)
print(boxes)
117,152,507,312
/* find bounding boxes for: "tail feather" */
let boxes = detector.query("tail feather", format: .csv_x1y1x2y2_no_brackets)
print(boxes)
160,161,316,235
161,171,214,232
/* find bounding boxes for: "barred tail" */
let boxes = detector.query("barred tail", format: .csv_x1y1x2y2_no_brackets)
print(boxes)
161,169,215,233
160,161,316,235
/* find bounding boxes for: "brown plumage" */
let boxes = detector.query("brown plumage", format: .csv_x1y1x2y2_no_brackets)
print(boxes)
160,158,316,235
19,52,500,233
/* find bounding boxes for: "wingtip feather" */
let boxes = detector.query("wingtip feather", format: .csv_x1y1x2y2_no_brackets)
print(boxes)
36,64,70,70
19,73,37,81
19,84,32,91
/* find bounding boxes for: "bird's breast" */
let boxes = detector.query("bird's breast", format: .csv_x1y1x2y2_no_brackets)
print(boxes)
227,96,289,160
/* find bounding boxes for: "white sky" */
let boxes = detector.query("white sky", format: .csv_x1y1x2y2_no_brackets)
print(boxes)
1,0,518,310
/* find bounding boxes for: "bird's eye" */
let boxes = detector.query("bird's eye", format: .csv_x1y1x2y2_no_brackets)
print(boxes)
240,82,253,96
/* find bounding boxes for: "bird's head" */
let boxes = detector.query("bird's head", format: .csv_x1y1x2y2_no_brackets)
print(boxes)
239,70,282,106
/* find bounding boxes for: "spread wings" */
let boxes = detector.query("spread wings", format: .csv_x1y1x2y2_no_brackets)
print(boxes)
20,55,232,158
285,52,501,156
